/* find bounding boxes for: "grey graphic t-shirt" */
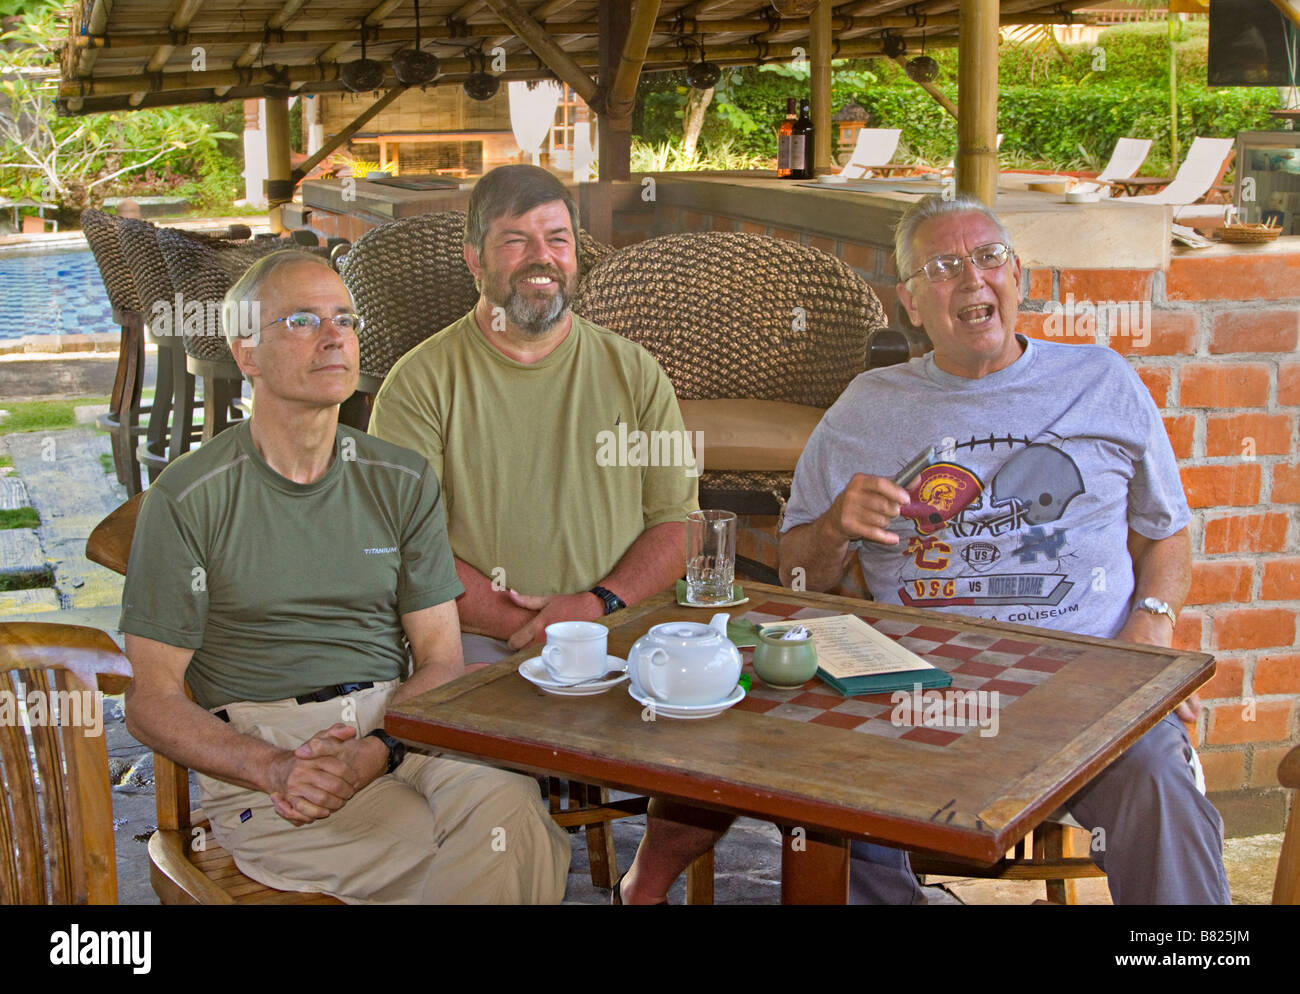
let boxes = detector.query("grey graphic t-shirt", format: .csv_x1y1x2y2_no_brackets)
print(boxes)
783,336,1189,639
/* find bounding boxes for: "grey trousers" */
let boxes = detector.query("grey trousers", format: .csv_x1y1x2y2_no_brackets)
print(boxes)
850,713,1232,905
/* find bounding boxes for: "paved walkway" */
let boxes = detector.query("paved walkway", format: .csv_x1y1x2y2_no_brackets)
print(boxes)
0,426,1283,905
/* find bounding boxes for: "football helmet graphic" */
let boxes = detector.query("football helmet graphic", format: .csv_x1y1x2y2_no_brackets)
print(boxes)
990,444,1085,524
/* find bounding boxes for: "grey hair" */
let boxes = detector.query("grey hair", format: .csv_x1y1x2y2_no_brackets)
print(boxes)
222,249,334,352
464,164,579,254
894,193,1015,281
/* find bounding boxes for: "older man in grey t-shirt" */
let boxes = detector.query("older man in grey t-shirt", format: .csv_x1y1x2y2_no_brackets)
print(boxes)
779,194,1229,904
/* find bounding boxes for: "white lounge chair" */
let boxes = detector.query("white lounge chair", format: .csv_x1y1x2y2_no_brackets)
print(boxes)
1113,136,1235,212
838,128,902,179
1072,137,1154,195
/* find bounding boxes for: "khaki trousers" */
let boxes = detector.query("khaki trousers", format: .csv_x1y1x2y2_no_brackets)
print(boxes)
197,681,570,904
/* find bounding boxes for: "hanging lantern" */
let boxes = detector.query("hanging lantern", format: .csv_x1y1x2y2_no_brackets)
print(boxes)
686,59,721,90
341,25,385,93
880,32,907,60
906,56,939,83
464,71,499,101
392,0,439,86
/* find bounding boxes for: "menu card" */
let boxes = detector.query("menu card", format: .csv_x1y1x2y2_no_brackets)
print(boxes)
760,615,953,697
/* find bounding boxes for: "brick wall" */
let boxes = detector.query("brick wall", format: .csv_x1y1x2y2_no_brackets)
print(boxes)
617,201,1300,836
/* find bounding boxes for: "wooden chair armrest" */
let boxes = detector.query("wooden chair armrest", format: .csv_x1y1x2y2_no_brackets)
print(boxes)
1279,744,1300,790
148,829,236,904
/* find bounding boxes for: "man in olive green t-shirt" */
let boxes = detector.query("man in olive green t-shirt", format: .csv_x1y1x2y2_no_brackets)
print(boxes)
369,165,699,656
120,251,569,903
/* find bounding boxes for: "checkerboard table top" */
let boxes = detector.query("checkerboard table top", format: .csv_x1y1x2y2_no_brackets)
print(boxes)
389,582,1213,862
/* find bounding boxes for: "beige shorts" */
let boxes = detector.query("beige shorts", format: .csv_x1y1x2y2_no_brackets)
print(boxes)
197,681,570,904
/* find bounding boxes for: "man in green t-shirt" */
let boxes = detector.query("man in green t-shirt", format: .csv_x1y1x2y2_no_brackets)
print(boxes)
369,165,699,656
120,250,569,903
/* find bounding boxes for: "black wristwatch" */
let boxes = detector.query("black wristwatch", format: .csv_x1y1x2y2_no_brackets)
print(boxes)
365,728,406,775
589,585,626,615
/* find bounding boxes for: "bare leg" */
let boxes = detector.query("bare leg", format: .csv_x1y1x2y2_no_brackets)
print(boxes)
618,797,735,904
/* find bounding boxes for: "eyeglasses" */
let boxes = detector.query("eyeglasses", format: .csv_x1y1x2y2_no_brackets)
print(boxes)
905,242,1011,284
262,311,364,337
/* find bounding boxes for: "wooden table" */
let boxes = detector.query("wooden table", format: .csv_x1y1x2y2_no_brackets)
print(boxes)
1109,175,1173,196
386,582,1214,903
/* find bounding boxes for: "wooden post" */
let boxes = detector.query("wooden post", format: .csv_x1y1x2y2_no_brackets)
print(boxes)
809,1,833,174
264,96,292,234
597,0,632,183
956,0,999,205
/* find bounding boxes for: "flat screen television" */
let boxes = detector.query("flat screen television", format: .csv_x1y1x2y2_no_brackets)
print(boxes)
1207,0,1298,87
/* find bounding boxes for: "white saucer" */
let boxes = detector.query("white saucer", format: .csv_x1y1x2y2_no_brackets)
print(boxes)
518,655,628,696
626,682,746,719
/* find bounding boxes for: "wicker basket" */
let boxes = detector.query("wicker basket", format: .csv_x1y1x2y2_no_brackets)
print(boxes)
1213,223,1283,244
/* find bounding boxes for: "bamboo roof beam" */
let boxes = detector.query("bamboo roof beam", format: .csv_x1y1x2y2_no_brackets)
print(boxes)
128,0,205,108
956,0,999,205
606,0,661,119
479,0,599,103
71,0,112,80
480,0,586,55
310,0,409,72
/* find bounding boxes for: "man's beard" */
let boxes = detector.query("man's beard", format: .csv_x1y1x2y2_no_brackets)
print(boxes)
486,265,573,337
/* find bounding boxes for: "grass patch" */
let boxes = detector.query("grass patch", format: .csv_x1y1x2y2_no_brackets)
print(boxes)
0,397,109,436
0,567,55,592
99,453,114,474
0,454,11,470
0,507,38,529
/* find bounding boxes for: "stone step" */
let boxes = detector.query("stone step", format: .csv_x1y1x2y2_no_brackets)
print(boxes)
0,475,29,510
0,587,60,614
0,527,46,576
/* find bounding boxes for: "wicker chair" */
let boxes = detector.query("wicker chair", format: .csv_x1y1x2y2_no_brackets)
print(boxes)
81,209,148,494
573,232,890,522
155,229,318,444
338,210,613,427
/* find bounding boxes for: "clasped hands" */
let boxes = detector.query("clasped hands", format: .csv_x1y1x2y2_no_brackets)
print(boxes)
503,589,604,650
267,723,387,826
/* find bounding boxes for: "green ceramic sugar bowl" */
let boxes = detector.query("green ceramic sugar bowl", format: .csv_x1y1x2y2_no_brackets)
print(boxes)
752,628,818,689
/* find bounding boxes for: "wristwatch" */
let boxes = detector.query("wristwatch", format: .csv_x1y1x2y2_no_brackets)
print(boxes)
589,585,626,615
365,728,406,775
1134,597,1177,627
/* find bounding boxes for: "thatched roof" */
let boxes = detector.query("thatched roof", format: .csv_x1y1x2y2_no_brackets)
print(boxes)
57,1,1099,116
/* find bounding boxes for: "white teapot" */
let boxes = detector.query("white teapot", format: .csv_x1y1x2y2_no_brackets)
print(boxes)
627,613,742,706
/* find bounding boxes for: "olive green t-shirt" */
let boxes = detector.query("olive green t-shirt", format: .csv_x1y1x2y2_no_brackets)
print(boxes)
368,310,699,595
119,421,463,709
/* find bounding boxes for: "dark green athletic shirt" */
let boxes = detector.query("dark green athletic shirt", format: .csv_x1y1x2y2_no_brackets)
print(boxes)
119,421,463,709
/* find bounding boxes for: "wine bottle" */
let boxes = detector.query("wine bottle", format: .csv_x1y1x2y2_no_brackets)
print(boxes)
791,99,814,179
776,97,797,179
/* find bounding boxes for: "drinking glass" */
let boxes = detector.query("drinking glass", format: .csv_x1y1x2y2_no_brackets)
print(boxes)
685,510,737,606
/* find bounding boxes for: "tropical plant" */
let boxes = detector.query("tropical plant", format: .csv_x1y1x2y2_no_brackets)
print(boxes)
0,5,235,222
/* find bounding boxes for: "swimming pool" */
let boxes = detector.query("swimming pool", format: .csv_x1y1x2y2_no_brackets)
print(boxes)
1,249,116,341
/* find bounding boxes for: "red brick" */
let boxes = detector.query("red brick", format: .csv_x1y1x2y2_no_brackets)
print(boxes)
739,221,766,235
1212,607,1296,650
1203,513,1290,554
882,251,897,278
1137,366,1171,408
1281,363,1300,406
1249,745,1298,788
1205,413,1293,457
1210,309,1300,354
1187,562,1253,605
770,226,799,243
1255,653,1300,695
841,242,876,274
1197,750,1246,792
1198,657,1246,699
1205,699,1294,745
1161,415,1195,459
1110,309,1197,356
1262,559,1300,600
1273,463,1300,503
683,210,710,231
1179,363,1271,408
711,215,736,232
1013,310,1059,342
1179,463,1260,507
806,234,835,255
1059,268,1154,303
866,281,899,327
1026,268,1053,301
1167,253,1300,301
1172,609,1204,651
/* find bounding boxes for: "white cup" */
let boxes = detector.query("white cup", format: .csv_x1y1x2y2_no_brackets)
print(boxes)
541,621,608,682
